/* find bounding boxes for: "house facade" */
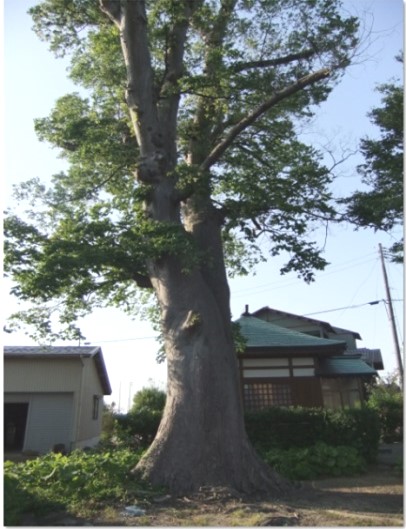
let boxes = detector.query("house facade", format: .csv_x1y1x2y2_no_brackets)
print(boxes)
4,346,111,455
252,306,384,369
237,314,378,411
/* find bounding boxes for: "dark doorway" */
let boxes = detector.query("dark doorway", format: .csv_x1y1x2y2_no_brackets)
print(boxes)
4,403,29,451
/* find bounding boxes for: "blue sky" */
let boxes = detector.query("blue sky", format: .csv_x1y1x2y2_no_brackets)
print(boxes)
3,0,404,411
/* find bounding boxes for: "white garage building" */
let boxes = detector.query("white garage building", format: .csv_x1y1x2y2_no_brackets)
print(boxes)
4,346,112,455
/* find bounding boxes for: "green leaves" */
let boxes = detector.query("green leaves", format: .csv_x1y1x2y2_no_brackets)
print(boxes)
4,448,145,523
29,0,106,57
342,67,403,262
216,117,334,281
6,0,361,338
262,442,366,480
34,92,136,170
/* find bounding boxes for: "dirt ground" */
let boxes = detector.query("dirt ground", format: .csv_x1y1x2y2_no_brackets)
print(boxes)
27,465,403,527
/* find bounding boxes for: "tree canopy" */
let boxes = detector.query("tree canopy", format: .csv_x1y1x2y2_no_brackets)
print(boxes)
5,0,360,341
342,58,403,262
130,386,166,415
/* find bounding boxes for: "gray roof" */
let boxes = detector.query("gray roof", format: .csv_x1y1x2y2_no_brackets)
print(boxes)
5,345,100,356
4,346,112,395
236,316,346,353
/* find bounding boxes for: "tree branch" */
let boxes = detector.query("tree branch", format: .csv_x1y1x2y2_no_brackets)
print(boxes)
131,271,153,289
105,1,160,157
200,68,331,171
230,49,316,73
188,0,238,166
158,1,204,160
99,0,122,25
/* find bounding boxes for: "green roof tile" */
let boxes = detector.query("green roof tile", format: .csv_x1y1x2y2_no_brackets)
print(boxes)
236,316,346,350
319,355,377,376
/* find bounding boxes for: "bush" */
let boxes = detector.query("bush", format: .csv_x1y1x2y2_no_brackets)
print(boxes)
114,409,163,448
322,407,381,462
130,386,166,414
366,379,403,443
4,448,146,523
4,473,62,525
245,406,380,463
262,442,366,481
101,402,118,443
112,385,166,448
245,407,327,450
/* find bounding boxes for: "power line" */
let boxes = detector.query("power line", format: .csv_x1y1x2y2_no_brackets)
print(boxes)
84,299,404,345
85,335,158,345
231,254,379,298
302,299,403,317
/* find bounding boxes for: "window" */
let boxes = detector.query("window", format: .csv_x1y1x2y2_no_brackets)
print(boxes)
321,378,361,409
243,382,292,411
92,395,100,420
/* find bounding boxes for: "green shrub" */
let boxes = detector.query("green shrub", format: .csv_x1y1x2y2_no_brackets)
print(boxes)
130,386,166,414
4,448,146,523
245,406,380,463
366,380,403,443
245,406,327,450
262,442,366,480
112,386,166,448
4,472,63,525
114,409,163,448
321,407,381,462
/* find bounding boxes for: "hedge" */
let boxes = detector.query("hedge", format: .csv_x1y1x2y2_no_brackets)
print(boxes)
244,406,380,462
262,442,367,480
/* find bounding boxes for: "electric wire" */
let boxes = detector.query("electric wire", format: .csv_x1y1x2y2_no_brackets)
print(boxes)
231,253,380,298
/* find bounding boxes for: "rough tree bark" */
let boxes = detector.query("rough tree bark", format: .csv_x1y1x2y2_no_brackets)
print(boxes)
99,0,330,494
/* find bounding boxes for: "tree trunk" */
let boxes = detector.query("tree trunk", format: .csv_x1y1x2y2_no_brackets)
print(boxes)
135,267,284,494
135,222,286,495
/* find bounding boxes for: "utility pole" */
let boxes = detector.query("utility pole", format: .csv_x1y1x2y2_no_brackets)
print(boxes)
379,243,403,386
128,382,133,412
118,382,122,413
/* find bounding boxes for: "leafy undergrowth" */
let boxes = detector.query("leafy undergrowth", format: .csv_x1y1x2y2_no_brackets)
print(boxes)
4,448,154,525
4,444,390,526
260,442,367,480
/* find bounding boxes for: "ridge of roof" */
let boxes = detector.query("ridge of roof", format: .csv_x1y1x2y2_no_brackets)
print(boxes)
236,315,346,350
252,306,335,331
4,345,101,356
331,325,362,340
252,306,361,339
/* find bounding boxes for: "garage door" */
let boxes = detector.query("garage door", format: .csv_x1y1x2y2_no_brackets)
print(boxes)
25,393,74,454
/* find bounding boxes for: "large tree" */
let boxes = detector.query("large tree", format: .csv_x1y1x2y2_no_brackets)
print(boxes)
5,0,359,493
342,64,403,262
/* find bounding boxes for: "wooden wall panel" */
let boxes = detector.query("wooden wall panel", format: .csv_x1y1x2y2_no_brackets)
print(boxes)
291,378,323,407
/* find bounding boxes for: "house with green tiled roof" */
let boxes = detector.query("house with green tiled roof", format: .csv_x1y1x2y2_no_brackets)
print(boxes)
252,306,384,369
236,313,377,411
